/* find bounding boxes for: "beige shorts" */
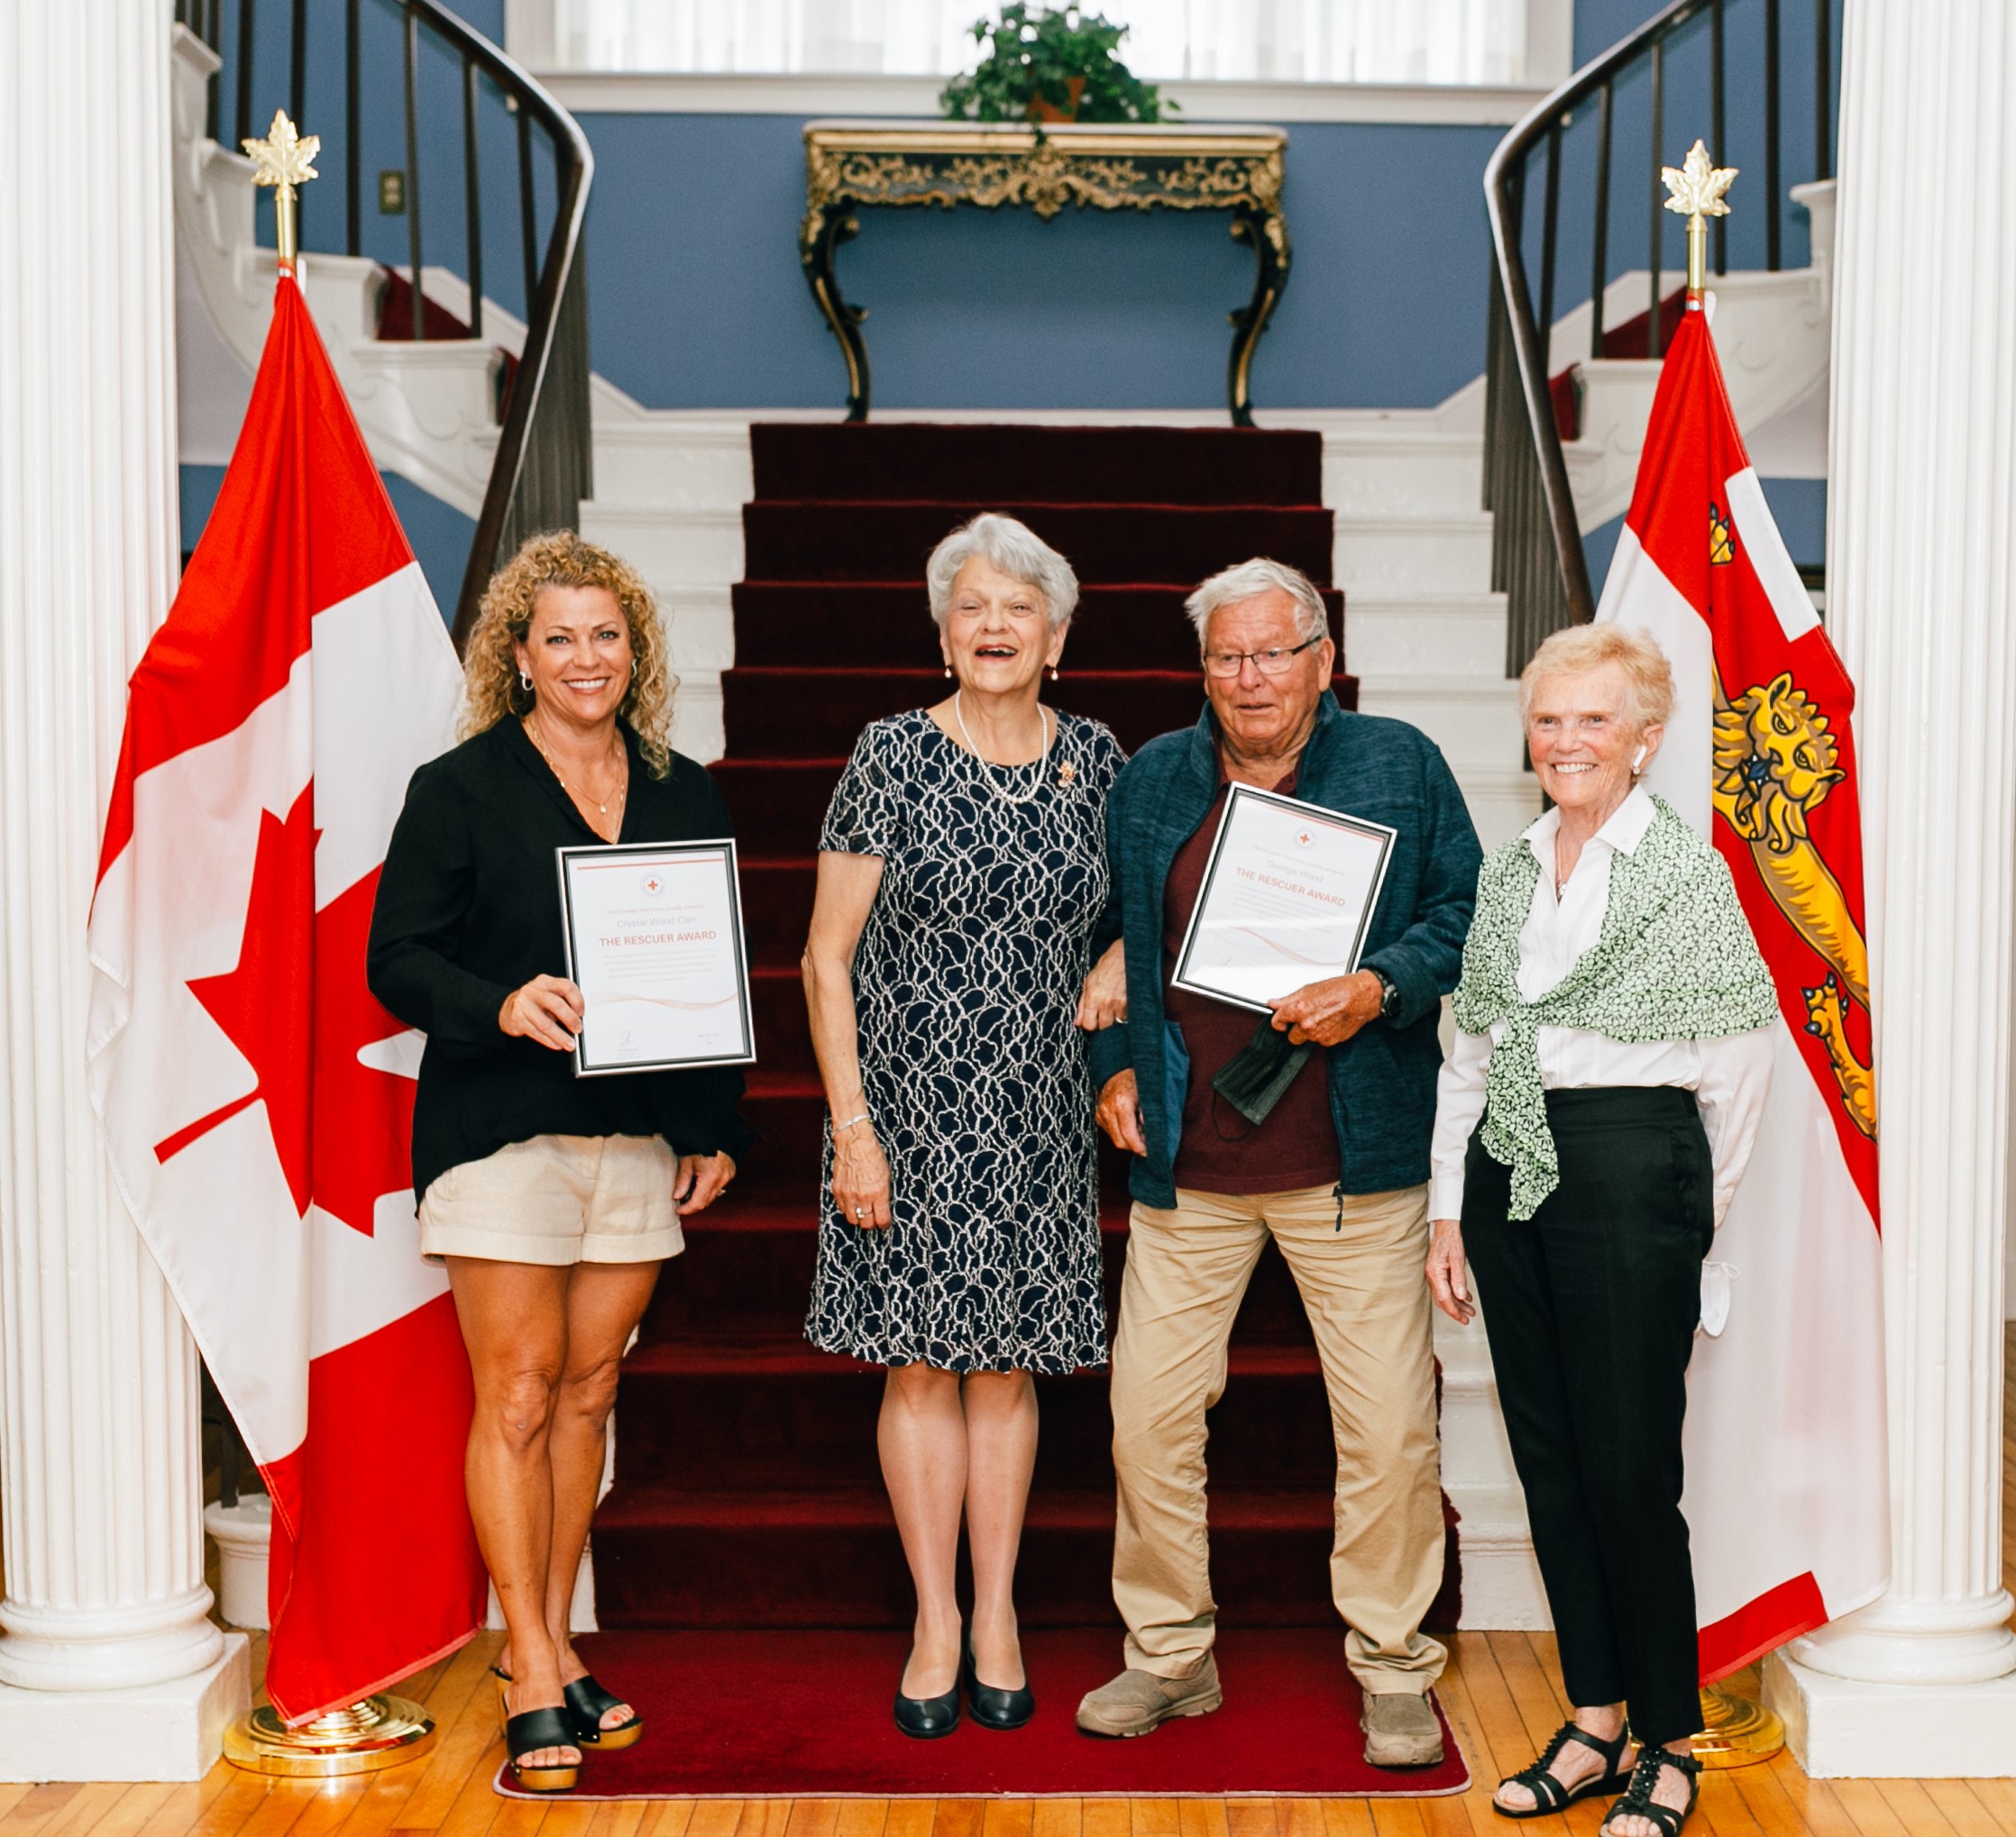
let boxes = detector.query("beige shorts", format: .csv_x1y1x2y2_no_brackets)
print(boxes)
417,1134,685,1267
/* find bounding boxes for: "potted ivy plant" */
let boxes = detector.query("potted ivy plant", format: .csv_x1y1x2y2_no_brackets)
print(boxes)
939,5,1173,125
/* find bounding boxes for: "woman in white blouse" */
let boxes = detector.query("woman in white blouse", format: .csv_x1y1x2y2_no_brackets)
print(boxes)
1424,624,1775,1837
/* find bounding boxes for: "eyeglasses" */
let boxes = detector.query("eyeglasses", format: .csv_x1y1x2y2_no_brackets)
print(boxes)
1203,635,1324,679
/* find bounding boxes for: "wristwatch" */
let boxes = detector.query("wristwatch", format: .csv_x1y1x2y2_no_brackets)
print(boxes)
1370,968,1403,1023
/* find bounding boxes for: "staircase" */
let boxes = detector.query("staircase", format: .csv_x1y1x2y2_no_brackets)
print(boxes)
589,423,1464,1636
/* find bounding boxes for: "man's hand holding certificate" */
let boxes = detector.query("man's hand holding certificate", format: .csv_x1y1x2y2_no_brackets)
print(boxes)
1170,783,1397,1036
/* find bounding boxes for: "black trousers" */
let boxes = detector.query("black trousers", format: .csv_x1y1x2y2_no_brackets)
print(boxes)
1462,1086,1713,1747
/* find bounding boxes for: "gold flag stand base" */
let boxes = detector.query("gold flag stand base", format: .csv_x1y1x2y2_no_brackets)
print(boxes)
224,1695,436,1778
1691,1683,1784,1769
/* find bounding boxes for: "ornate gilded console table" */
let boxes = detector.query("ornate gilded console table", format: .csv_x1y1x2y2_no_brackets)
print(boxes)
800,119,1291,425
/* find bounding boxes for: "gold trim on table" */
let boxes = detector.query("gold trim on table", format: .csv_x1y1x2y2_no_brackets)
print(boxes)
799,120,1293,425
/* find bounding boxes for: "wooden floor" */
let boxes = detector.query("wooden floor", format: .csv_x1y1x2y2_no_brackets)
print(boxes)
9,1327,2011,1836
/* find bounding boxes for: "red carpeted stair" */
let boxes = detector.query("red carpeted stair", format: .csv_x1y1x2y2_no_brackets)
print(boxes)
592,423,1461,1641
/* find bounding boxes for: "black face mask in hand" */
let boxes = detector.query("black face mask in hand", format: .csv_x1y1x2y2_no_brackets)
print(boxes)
1209,1014,1315,1125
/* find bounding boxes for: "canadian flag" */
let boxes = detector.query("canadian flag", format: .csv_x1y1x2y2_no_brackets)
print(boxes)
87,273,486,1722
1596,300,1889,1678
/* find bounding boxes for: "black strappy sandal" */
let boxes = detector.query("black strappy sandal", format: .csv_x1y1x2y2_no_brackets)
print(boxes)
564,1673,645,1750
499,1697,581,1793
1599,1747,1703,1837
1493,1719,1636,1819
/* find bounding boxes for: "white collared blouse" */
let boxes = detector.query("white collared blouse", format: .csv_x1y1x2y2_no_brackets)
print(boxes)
1428,786,1774,1227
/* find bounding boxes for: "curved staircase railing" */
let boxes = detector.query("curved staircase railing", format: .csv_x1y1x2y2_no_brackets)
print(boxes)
173,0,593,645
1484,0,1838,674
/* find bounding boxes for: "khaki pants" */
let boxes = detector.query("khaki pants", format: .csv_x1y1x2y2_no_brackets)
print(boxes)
1109,1183,1447,1695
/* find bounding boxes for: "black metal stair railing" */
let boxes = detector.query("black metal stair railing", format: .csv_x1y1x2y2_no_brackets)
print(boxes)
173,0,593,645
1484,0,1838,675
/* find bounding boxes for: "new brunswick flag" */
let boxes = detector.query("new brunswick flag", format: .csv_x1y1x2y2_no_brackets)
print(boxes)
1596,301,1889,1678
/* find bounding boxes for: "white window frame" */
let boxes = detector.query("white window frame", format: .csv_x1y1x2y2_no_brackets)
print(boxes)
503,0,1572,123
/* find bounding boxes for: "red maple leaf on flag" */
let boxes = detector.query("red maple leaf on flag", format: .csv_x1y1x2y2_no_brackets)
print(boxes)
309,864,415,1237
165,783,416,1236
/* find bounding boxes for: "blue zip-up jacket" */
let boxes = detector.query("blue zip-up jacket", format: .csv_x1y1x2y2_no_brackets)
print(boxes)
1087,693,1482,1207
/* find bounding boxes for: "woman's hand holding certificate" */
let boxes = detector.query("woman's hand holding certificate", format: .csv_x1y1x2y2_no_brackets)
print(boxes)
499,973,586,1051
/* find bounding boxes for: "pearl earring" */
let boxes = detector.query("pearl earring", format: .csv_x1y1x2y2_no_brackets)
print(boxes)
944,665,954,680
1049,666,1060,681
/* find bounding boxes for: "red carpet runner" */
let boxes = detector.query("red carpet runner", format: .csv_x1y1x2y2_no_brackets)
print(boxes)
589,424,1461,1697
495,1629,1468,1798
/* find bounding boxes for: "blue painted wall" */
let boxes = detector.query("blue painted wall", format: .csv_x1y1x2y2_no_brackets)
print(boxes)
191,0,1837,416
566,0,1837,414
574,111,1501,413
181,0,1834,583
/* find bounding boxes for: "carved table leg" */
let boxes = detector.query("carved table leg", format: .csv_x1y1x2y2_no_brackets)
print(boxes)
1227,204,1293,427
801,201,871,421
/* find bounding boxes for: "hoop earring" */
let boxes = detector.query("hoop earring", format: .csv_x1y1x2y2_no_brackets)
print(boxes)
631,659,638,678
518,670,532,691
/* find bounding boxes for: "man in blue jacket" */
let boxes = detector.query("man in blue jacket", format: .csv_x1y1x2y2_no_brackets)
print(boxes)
1075,559,1480,1767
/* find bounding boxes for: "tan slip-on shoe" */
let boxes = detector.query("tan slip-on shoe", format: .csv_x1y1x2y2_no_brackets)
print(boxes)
1075,1654,1223,1737
1361,1689,1444,1768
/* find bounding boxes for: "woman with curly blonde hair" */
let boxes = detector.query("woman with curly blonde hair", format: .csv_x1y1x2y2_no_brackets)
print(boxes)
369,530,748,1794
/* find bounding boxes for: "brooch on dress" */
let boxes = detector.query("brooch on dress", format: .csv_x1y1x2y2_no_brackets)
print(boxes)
1057,761,1077,785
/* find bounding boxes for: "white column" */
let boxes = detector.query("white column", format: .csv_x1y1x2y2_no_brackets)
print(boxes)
0,0,248,1783
1761,0,2016,1779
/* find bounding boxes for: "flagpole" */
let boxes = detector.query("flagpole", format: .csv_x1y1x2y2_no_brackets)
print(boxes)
214,110,439,1779
1654,137,1786,1770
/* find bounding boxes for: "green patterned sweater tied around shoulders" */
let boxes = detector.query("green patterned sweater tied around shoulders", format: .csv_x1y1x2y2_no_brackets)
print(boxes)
1451,793,1776,1221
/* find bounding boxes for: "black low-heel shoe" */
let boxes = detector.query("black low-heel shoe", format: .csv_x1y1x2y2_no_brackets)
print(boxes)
893,1655,961,1740
963,1641,1035,1731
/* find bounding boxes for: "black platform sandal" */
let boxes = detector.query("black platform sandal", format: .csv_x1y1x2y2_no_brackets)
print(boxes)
1492,1719,1636,1819
564,1673,645,1750
1599,1747,1702,1837
499,1701,582,1794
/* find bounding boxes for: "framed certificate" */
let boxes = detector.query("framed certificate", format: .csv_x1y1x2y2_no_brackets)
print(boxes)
556,839,756,1075
1170,784,1397,1014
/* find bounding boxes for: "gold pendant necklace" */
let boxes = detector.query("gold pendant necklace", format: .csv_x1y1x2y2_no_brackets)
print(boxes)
526,716,628,817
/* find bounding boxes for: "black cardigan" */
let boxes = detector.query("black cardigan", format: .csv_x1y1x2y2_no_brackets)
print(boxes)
366,717,752,1200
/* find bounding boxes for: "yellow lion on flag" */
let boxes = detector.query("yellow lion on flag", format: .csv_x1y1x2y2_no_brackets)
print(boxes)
1711,667,1876,1137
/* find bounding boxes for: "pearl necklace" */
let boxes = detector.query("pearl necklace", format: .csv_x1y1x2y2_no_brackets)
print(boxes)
953,692,1052,806
526,716,628,819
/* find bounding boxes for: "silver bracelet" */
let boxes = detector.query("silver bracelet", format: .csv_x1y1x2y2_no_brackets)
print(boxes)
833,1111,872,1134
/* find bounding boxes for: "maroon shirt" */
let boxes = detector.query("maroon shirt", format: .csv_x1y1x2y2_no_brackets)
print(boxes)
1161,768,1342,1195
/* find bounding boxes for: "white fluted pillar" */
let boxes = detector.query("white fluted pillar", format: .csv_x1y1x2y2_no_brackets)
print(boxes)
1760,0,2016,1779
0,0,248,1782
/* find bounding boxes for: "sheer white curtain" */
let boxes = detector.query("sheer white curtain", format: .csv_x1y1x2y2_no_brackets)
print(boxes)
551,0,1531,84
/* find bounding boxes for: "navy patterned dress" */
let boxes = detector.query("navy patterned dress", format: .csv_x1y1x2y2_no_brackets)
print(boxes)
805,708,1125,1374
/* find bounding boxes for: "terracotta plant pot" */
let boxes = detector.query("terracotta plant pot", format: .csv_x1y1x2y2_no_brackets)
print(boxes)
1028,75,1086,123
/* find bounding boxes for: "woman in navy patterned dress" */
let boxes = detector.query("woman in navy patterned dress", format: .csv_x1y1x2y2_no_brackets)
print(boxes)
802,514,1124,1738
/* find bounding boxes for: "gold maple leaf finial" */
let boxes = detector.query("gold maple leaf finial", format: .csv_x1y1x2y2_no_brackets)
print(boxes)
1662,139,1737,296
1663,139,1737,221
243,110,320,269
